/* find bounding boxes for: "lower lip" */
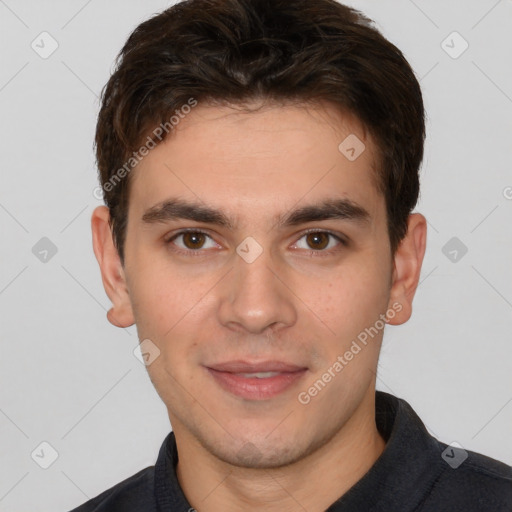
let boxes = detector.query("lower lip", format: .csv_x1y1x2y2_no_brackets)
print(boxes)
206,368,307,400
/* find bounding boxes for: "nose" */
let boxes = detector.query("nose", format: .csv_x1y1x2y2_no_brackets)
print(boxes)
216,242,297,334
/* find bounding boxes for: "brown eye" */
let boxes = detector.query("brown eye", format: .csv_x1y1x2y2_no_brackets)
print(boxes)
293,230,346,255
305,232,330,250
182,232,207,249
166,230,218,254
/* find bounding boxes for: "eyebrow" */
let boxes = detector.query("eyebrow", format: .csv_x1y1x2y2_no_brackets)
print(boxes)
141,197,371,230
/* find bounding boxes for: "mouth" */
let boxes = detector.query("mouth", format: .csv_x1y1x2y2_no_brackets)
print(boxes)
205,360,308,401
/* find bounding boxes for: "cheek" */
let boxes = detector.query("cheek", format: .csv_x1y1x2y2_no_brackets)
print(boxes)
128,253,203,320
129,265,214,362
304,260,390,343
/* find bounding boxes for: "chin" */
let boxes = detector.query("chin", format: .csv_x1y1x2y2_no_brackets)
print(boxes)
199,431,316,470
225,444,303,470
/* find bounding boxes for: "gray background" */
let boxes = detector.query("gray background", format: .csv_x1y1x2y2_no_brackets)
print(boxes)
0,1,511,510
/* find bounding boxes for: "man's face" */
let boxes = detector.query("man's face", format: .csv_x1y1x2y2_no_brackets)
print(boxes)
110,102,400,467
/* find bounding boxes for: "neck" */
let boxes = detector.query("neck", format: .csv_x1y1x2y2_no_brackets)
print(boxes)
174,388,385,512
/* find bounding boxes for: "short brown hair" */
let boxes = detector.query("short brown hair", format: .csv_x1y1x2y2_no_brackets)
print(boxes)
95,0,425,265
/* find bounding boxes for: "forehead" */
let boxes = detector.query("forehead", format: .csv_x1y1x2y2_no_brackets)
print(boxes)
128,101,384,225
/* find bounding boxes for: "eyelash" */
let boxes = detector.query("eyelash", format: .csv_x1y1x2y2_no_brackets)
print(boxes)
164,228,348,258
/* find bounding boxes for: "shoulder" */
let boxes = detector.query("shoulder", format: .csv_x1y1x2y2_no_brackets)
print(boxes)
68,466,156,512
420,441,512,511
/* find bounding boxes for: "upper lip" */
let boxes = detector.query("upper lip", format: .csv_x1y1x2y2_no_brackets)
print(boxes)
206,360,307,373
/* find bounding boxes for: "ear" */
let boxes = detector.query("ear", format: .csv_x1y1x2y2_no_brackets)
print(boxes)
386,213,427,325
91,206,135,328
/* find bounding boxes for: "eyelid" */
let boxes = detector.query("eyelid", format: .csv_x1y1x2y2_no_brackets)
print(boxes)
298,228,348,246
164,227,348,255
290,228,347,257
164,228,221,256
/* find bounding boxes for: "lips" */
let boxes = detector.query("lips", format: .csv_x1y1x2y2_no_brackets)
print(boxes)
205,360,308,400
207,360,307,373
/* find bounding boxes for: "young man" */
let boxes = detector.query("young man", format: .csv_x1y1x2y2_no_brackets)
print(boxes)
74,0,512,510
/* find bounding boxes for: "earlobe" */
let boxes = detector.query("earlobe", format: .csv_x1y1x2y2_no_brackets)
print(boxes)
91,206,135,328
386,213,427,326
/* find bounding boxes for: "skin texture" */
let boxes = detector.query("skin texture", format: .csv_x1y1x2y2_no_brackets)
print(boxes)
91,101,427,512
